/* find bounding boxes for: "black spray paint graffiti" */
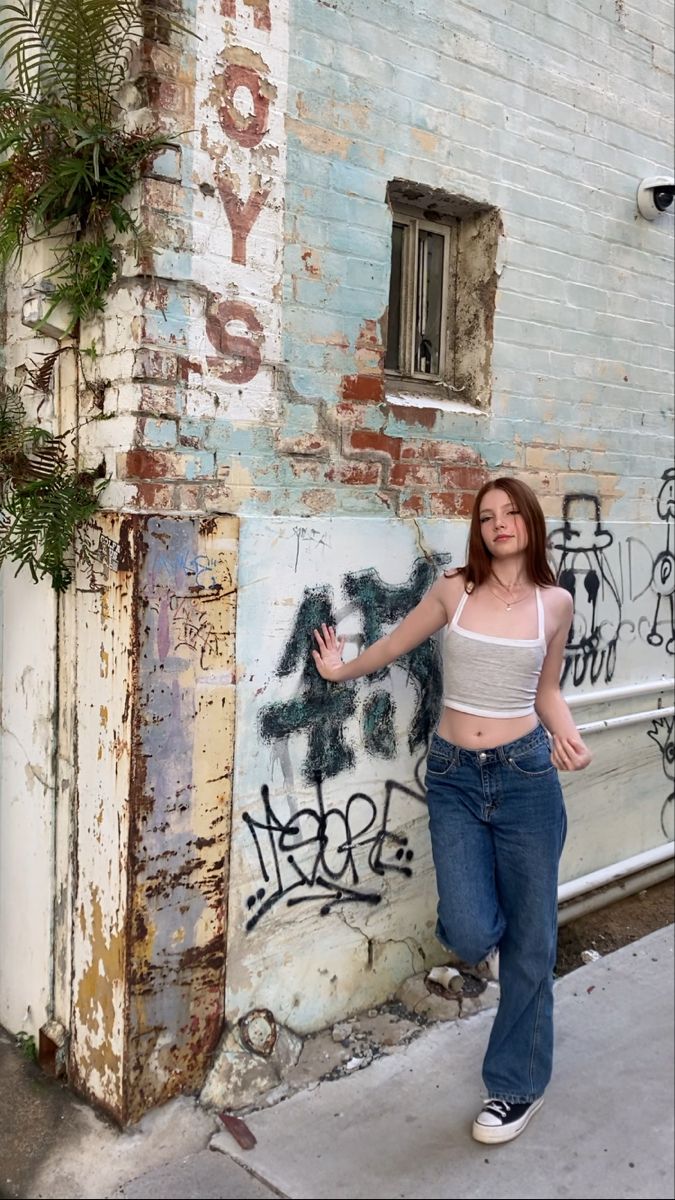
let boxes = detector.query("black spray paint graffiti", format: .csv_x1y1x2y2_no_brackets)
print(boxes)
258,586,358,782
647,715,675,840
258,556,449,785
551,479,675,687
550,494,622,688
243,762,426,930
647,468,674,654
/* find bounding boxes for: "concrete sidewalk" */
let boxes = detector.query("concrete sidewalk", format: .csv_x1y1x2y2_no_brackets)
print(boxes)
12,925,675,1200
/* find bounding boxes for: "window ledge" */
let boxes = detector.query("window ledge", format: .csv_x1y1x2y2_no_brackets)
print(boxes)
385,381,489,416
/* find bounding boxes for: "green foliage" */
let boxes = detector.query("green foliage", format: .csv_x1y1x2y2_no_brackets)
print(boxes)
0,0,146,117
15,1030,38,1062
0,0,175,329
0,386,107,591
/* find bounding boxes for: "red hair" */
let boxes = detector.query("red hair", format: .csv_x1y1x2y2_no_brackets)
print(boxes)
459,477,556,590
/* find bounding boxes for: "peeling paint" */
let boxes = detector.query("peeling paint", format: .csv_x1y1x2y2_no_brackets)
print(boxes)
68,514,238,1122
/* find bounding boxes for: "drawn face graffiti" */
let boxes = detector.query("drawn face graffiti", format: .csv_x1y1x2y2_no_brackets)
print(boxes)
648,715,675,840
656,467,675,523
549,494,621,687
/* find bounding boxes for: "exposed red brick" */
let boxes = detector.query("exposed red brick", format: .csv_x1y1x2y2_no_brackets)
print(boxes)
327,463,382,485
429,491,476,517
400,494,426,516
439,465,489,491
389,403,437,430
455,490,475,517
335,402,356,419
389,463,439,488
400,441,483,464
341,374,384,403
124,450,172,479
136,482,176,508
145,78,182,112
349,430,402,460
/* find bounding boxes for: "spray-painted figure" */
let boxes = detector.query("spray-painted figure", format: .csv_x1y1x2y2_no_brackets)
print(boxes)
646,468,675,655
647,715,675,840
549,494,622,688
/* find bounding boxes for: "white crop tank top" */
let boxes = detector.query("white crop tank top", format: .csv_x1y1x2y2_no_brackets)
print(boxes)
442,588,547,719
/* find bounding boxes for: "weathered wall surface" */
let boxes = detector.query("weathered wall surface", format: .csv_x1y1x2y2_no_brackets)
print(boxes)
0,245,61,1039
68,513,237,1122
226,510,672,1033
1,0,673,1120
84,0,673,525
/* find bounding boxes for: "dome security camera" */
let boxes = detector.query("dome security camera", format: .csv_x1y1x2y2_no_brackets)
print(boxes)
636,176,675,220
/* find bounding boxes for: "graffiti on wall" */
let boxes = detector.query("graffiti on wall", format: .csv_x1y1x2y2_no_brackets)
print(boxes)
550,494,622,688
242,766,425,930
551,474,675,687
240,487,673,933
647,716,675,840
258,555,449,786
237,554,448,926
647,468,674,655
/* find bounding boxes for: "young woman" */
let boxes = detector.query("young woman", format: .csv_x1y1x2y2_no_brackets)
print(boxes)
312,477,592,1146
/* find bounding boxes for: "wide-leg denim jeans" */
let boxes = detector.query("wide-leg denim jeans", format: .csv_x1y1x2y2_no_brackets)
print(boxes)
425,724,567,1104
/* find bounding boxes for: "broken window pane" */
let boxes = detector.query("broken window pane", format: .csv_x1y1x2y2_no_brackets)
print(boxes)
415,228,444,375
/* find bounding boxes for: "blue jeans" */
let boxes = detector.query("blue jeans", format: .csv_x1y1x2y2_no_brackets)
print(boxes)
425,724,567,1104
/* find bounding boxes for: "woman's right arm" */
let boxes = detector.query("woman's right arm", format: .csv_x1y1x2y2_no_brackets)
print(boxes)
313,577,450,682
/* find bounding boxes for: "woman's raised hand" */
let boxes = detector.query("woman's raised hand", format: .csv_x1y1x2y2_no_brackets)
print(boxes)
312,624,346,681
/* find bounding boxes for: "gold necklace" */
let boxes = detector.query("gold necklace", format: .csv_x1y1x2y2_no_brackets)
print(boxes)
487,583,533,612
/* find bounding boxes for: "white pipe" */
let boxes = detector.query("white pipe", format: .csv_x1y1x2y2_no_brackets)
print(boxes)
566,679,672,709
558,860,674,927
577,706,674,735
558,842,674,904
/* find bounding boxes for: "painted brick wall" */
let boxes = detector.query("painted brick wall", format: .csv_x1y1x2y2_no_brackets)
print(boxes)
280,0,674,522
77,0,674,526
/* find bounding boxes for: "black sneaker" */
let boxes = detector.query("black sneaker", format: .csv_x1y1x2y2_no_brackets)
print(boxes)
472,1096,544,1144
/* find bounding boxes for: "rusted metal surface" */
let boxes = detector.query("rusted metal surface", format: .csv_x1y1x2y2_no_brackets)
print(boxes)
69,514,238,1124
238,1008,278,1057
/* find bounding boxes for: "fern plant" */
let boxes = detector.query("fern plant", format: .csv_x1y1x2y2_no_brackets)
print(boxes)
0,385,107,591
0,0,175,329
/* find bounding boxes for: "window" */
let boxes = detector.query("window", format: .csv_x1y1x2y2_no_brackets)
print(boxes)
385,180,500,409
385,213,455,380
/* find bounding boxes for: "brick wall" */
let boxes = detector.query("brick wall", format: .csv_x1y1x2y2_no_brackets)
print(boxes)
77,0,673,523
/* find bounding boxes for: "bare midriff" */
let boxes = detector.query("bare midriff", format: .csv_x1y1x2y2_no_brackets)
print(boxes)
436,706,539,751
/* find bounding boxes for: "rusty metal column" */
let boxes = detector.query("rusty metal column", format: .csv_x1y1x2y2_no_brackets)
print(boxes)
69,513,237,1123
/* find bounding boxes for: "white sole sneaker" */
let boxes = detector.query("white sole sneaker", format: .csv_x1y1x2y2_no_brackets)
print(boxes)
471,1096,544,1144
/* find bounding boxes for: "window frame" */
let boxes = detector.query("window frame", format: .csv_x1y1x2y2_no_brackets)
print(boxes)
385,207,458,386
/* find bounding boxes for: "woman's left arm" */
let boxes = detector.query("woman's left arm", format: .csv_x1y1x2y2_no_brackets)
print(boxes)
535,589,593,772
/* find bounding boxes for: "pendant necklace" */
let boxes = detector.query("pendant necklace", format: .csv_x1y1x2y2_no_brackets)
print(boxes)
487,582,532,612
